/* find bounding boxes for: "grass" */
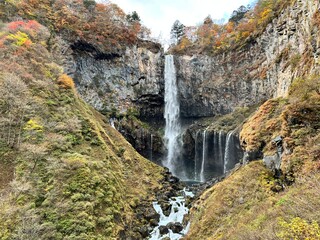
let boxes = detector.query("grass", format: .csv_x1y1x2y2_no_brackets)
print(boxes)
0,21,164,239
186,162,320,240
187,75,320,240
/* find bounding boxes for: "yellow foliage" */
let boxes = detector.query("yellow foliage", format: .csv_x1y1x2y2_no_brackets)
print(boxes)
277,217,320,240
23,119,43,132
6,31,32,47
57,74,75,89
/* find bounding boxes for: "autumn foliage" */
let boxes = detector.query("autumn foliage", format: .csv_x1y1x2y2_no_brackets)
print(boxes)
57,74,75,89
171,0,296,54
0,0,145,52
0,19,49,56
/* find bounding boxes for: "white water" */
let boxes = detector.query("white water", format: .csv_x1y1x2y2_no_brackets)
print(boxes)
109,118,116,129
194,130,200,180
200,128,208,182
164,55,181,175
219,130,224,165
223,130,235,174
149,188,194,240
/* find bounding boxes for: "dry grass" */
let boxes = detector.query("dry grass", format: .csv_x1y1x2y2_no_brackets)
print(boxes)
185,162,320,240
186,75,320,240
0,161,14,190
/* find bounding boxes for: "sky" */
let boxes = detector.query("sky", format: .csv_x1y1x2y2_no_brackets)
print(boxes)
113,0,254,43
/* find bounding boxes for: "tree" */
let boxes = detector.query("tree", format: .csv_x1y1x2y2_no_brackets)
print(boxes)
170,20,185,44
229,5,250,24
0,73,30,148
203,15,213,25
126,11,141,22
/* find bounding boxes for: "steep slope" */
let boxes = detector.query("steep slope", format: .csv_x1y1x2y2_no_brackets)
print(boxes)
0,20,163,239
182,1,320,239
186,162,320,240
0,0,166,169
185,72,320,240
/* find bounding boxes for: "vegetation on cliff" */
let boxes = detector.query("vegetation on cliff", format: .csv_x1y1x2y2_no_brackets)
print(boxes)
186,74,320,239
170,0,297,55
0,19,163,239
0,0,149,52
241,75,320,175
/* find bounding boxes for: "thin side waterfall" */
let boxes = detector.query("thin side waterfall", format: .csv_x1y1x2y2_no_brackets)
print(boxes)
200,128,208,182
192,128,243,182
223,130,236,174
219,130,224,165
194,130,200,180
163,55,181,175
150,134,153,161
109,118,116,129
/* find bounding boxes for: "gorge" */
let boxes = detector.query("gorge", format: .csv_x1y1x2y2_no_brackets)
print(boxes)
0,0,319,239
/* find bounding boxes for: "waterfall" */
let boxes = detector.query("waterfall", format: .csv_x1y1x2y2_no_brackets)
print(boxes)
194,131,200,180
200,128,208,182
109,118,116,129
219,130,224,166
223,130,236,174
191,128,243,182
163,55,181,175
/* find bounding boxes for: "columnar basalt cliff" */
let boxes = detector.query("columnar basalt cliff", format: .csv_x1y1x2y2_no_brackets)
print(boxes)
64,40,165,120
175,0,320,118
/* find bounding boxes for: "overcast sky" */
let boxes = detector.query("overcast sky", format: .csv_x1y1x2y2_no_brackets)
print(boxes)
113,0,254,43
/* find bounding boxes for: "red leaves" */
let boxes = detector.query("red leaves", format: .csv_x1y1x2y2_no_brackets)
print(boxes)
8,20,41,33
8,21,25,31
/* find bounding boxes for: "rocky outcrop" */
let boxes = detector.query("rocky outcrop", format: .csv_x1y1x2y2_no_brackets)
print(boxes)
114,117,164,164
175,0,320,118
64,40,165,120
263,136,283,172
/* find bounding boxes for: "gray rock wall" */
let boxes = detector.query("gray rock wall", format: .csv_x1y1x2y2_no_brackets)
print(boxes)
64,41,165,119
175,0,320,118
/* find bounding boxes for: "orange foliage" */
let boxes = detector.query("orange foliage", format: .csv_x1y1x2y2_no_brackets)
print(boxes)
1,0,143,51
173,0,295,54
57,74,75,89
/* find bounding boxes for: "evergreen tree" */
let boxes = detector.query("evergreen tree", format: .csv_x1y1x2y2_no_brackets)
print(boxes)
229,5,250,24
126,11,141,22
170,20,185,44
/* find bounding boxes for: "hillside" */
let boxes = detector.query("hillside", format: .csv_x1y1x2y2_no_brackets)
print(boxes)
0,0,319,239
185,75,320,239
0,19,164,239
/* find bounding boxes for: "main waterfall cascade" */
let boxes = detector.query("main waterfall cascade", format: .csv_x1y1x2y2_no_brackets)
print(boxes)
163,55,183,177
162,54,243,182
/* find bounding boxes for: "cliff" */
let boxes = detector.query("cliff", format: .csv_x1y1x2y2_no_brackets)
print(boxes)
175,0,320,118
184,1,320,239
65,40,165,119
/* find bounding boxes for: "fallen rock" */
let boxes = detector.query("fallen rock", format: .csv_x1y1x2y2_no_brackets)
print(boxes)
159,225,169,235
166,222,184,233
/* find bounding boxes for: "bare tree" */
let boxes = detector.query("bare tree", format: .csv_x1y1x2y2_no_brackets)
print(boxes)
0,72,30,148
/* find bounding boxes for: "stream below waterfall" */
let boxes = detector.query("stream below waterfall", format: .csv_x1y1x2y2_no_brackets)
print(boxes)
149,188,194,240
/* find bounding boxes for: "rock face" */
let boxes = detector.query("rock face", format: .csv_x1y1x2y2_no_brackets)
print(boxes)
65,40,165,120
116,118,164,164
175,0,320,118
263,136,283,172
